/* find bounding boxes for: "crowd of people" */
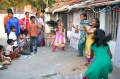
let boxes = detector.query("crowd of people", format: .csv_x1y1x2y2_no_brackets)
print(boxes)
0,8,44,69
0,8,113,79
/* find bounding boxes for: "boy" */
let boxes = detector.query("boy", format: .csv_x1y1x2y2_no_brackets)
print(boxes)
0,45,11,65
28,16,41,54
6,39,20,59
9,26,18,50
18,33,30,55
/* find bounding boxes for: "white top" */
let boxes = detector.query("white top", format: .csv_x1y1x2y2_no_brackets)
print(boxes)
9,32,17,47
6,45,13,55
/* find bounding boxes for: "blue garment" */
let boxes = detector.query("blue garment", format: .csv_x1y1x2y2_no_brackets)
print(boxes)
30,36,38,52
6,17,20,36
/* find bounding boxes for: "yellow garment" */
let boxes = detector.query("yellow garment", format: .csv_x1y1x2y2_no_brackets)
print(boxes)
85,26,96,58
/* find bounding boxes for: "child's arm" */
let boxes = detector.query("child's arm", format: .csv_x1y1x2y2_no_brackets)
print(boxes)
0,54,5,62
108,49,112,59
90,50,94,58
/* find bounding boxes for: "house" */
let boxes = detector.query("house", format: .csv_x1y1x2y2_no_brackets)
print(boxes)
44,0,120,67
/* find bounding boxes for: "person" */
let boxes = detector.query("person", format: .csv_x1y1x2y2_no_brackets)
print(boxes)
83,29,113,79
6,12,20,36
74,13,91,56
9,26,18,50
17,34,30,55
23,29,30,42
6,39,20,60
20,12,30,34
3,8,12,37
35,13,45,46
0,45,11,65
83,18,100,66
51,19,66,52
28,16,41,54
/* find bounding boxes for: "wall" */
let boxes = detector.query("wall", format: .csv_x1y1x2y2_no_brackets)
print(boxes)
44,13,51,33
100,12,116,61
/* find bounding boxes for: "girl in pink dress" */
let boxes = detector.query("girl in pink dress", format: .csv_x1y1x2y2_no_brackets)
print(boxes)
51,20,66,52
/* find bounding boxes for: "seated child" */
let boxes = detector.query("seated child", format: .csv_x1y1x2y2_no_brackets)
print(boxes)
6,39,20,60
0,45,11,65
18,34,30,55
23,29,30,42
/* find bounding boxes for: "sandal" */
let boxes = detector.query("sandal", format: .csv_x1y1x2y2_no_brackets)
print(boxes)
0,65,8,70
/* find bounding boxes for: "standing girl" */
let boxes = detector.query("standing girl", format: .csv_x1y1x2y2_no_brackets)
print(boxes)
75,13,91,56
83,18,100,66
51,20,66,52
83,29,113,79
35,13,45,46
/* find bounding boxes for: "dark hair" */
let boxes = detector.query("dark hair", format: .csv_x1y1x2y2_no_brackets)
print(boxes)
25,12,29,15
8,11,13,14
36,13,40,15
24,29,28,33
0,45,3,50
18,33,22,37
93,18,100,29
7,39,14,44
7,8,12,13
92,29,112,47
10,26,15,30
30,16,35,20
57,19,61,23
80,13,87,18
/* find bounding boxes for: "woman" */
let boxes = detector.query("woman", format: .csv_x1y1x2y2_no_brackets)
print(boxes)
20,12,30,34
35,13,45,46
83,29,113,79
51,19,66,52
83,18,100,66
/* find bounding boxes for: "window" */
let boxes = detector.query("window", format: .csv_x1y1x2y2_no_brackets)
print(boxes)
105,8,120,41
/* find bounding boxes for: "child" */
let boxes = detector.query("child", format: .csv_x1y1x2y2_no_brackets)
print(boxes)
18,33,30,55
6,39,20,59
75,13,91,56
51,19,66,52
23,29,30,42
83,18,100,66
9,26,18,50
83,29,113,79
28,16,41,54
0,45,11,65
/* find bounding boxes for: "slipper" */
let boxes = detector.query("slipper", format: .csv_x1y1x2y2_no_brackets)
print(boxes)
0,65,8,70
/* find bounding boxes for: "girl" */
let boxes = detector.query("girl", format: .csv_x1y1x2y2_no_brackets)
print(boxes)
23,29,30,42
74,13,91,56
35,13,45,46
0,45,11,65
51,19,66,52
83,29,113,79
83,18,100,66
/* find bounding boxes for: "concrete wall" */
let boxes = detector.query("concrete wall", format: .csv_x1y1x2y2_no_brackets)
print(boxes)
100,12,116,61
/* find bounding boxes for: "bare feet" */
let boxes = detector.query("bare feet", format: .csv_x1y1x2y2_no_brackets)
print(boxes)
84,62,90,66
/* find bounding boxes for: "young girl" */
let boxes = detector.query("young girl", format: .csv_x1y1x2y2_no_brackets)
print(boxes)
83,18,100,66
74,13,91,56
51,19,66,52
0,45,11,65
83,29,113,79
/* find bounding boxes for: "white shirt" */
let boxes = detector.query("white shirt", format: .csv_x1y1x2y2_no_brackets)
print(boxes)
9,32,17,47
6,45,13,55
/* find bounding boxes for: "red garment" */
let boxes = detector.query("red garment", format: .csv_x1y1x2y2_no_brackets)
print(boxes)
8,54,14,59
21,17,30,30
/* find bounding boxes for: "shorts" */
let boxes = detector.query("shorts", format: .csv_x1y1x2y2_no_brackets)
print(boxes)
0,60,10,65
7,54,14,59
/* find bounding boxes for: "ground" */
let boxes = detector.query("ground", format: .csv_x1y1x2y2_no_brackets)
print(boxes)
0,14,120,79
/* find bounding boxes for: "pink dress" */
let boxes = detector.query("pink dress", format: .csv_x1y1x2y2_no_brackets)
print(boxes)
51,26,66,47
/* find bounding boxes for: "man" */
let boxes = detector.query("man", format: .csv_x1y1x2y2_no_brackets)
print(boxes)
6,12,20,36
3,8,12,36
